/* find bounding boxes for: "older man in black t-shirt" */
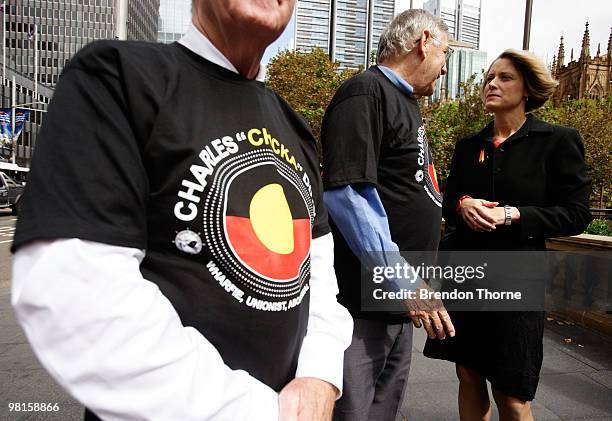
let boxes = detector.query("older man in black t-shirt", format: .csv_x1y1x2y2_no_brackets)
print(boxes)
11,1,353,420
322,9,456,421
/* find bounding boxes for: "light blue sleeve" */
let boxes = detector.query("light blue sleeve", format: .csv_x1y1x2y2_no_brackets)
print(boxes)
323,184,421,290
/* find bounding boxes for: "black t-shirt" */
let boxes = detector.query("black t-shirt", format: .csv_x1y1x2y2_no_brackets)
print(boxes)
321,66,442,319
13,40,329,392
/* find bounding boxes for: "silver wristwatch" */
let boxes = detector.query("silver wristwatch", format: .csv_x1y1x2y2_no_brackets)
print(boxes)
504,205,512,226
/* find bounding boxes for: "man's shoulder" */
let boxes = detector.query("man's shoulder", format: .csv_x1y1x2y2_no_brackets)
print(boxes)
326,68,385,115
334,68,385,99
67,40,179,77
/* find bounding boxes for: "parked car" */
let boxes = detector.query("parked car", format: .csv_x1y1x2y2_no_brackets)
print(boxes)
0,171,25,215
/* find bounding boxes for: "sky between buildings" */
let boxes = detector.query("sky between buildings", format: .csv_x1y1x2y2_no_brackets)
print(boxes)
263,0,612,69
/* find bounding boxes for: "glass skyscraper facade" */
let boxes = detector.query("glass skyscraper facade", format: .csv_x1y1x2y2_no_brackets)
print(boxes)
423,0,481,49
295,0,395,70
157,0,190,44
4,0,159,88
5,0,116,87
295,0,332,55
127,0,160,41
2,0,159,164
433,41,487,101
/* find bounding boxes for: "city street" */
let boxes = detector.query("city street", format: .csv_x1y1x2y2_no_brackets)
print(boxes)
0,210,611,420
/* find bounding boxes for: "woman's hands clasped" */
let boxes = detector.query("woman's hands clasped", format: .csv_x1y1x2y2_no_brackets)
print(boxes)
459,198,503,232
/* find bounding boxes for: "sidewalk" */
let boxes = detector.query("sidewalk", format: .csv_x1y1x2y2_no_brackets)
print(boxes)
2,287,612,420
402,317,612,421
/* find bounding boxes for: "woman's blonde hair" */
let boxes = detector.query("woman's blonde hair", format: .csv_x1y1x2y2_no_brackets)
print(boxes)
483,49,559,112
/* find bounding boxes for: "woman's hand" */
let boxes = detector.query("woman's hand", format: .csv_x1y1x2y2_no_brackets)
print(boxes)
459,198,499,232
480,206,521,225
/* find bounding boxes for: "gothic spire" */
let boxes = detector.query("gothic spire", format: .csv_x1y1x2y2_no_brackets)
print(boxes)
596,43,601,57
608,28,612,58
570,48,574,62
551,55,557,76
581,21,590,60
557,35,565,71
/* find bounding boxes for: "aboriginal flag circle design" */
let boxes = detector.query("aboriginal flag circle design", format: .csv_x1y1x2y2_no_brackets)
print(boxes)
202,149,314,299
224,172,311,281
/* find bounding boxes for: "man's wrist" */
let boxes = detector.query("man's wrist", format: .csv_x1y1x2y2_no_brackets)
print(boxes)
294,377,338,397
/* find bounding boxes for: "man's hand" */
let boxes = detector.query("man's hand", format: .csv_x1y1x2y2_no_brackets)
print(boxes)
404,282,455,340
278,377,337,421
409,309,455,340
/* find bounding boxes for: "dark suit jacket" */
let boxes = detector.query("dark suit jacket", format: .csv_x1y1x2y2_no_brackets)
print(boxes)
442,114,592,251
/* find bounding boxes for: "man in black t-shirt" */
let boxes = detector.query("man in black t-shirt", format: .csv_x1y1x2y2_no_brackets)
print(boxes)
11,1,353,420
321,10,455,421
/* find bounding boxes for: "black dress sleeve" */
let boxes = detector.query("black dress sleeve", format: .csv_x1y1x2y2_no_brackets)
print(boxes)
517,128,592,239
321,94,383,189
13,44,149,252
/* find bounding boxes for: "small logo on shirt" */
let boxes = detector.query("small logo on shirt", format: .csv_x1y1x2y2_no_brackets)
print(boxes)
174,229,203,255
415,169,424,182
416,126,442,207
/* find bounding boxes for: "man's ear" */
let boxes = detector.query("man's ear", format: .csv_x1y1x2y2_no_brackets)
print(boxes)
416,29,430,59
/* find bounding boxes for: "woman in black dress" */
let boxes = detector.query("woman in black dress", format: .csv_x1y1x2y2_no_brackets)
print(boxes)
424,49,592,420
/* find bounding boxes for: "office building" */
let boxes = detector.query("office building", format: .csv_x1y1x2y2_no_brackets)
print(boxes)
295,0,331,55
423,0,481,49
433,39,486,101
295,0,395,70
125,0,160,41
4,0,159,89
2,0,159,165
157,0,190,44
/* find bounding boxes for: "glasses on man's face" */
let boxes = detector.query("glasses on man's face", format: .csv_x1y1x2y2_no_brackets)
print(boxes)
420,34,454,62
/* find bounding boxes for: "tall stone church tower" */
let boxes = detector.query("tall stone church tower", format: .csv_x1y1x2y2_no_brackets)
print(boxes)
552,23,611,104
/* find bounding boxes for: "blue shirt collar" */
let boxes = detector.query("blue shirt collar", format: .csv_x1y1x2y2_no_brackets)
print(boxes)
377,65,414,97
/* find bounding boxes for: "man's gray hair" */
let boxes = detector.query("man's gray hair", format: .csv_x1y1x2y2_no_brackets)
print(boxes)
377,9,449,64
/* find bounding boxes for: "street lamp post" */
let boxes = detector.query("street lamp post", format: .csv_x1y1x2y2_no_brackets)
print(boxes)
523,0,533,50
2,0,6,84
32,24,39,102
10,75,14,164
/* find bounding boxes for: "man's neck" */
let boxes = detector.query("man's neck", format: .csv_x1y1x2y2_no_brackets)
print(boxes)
379,54,421,97
192,16,264,80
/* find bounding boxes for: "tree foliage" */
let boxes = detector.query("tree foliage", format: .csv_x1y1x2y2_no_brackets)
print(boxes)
266,48,359,142
534,98,612,207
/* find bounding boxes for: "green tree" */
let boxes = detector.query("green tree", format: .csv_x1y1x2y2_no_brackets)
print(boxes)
266,48,359,142
535,98,612,208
